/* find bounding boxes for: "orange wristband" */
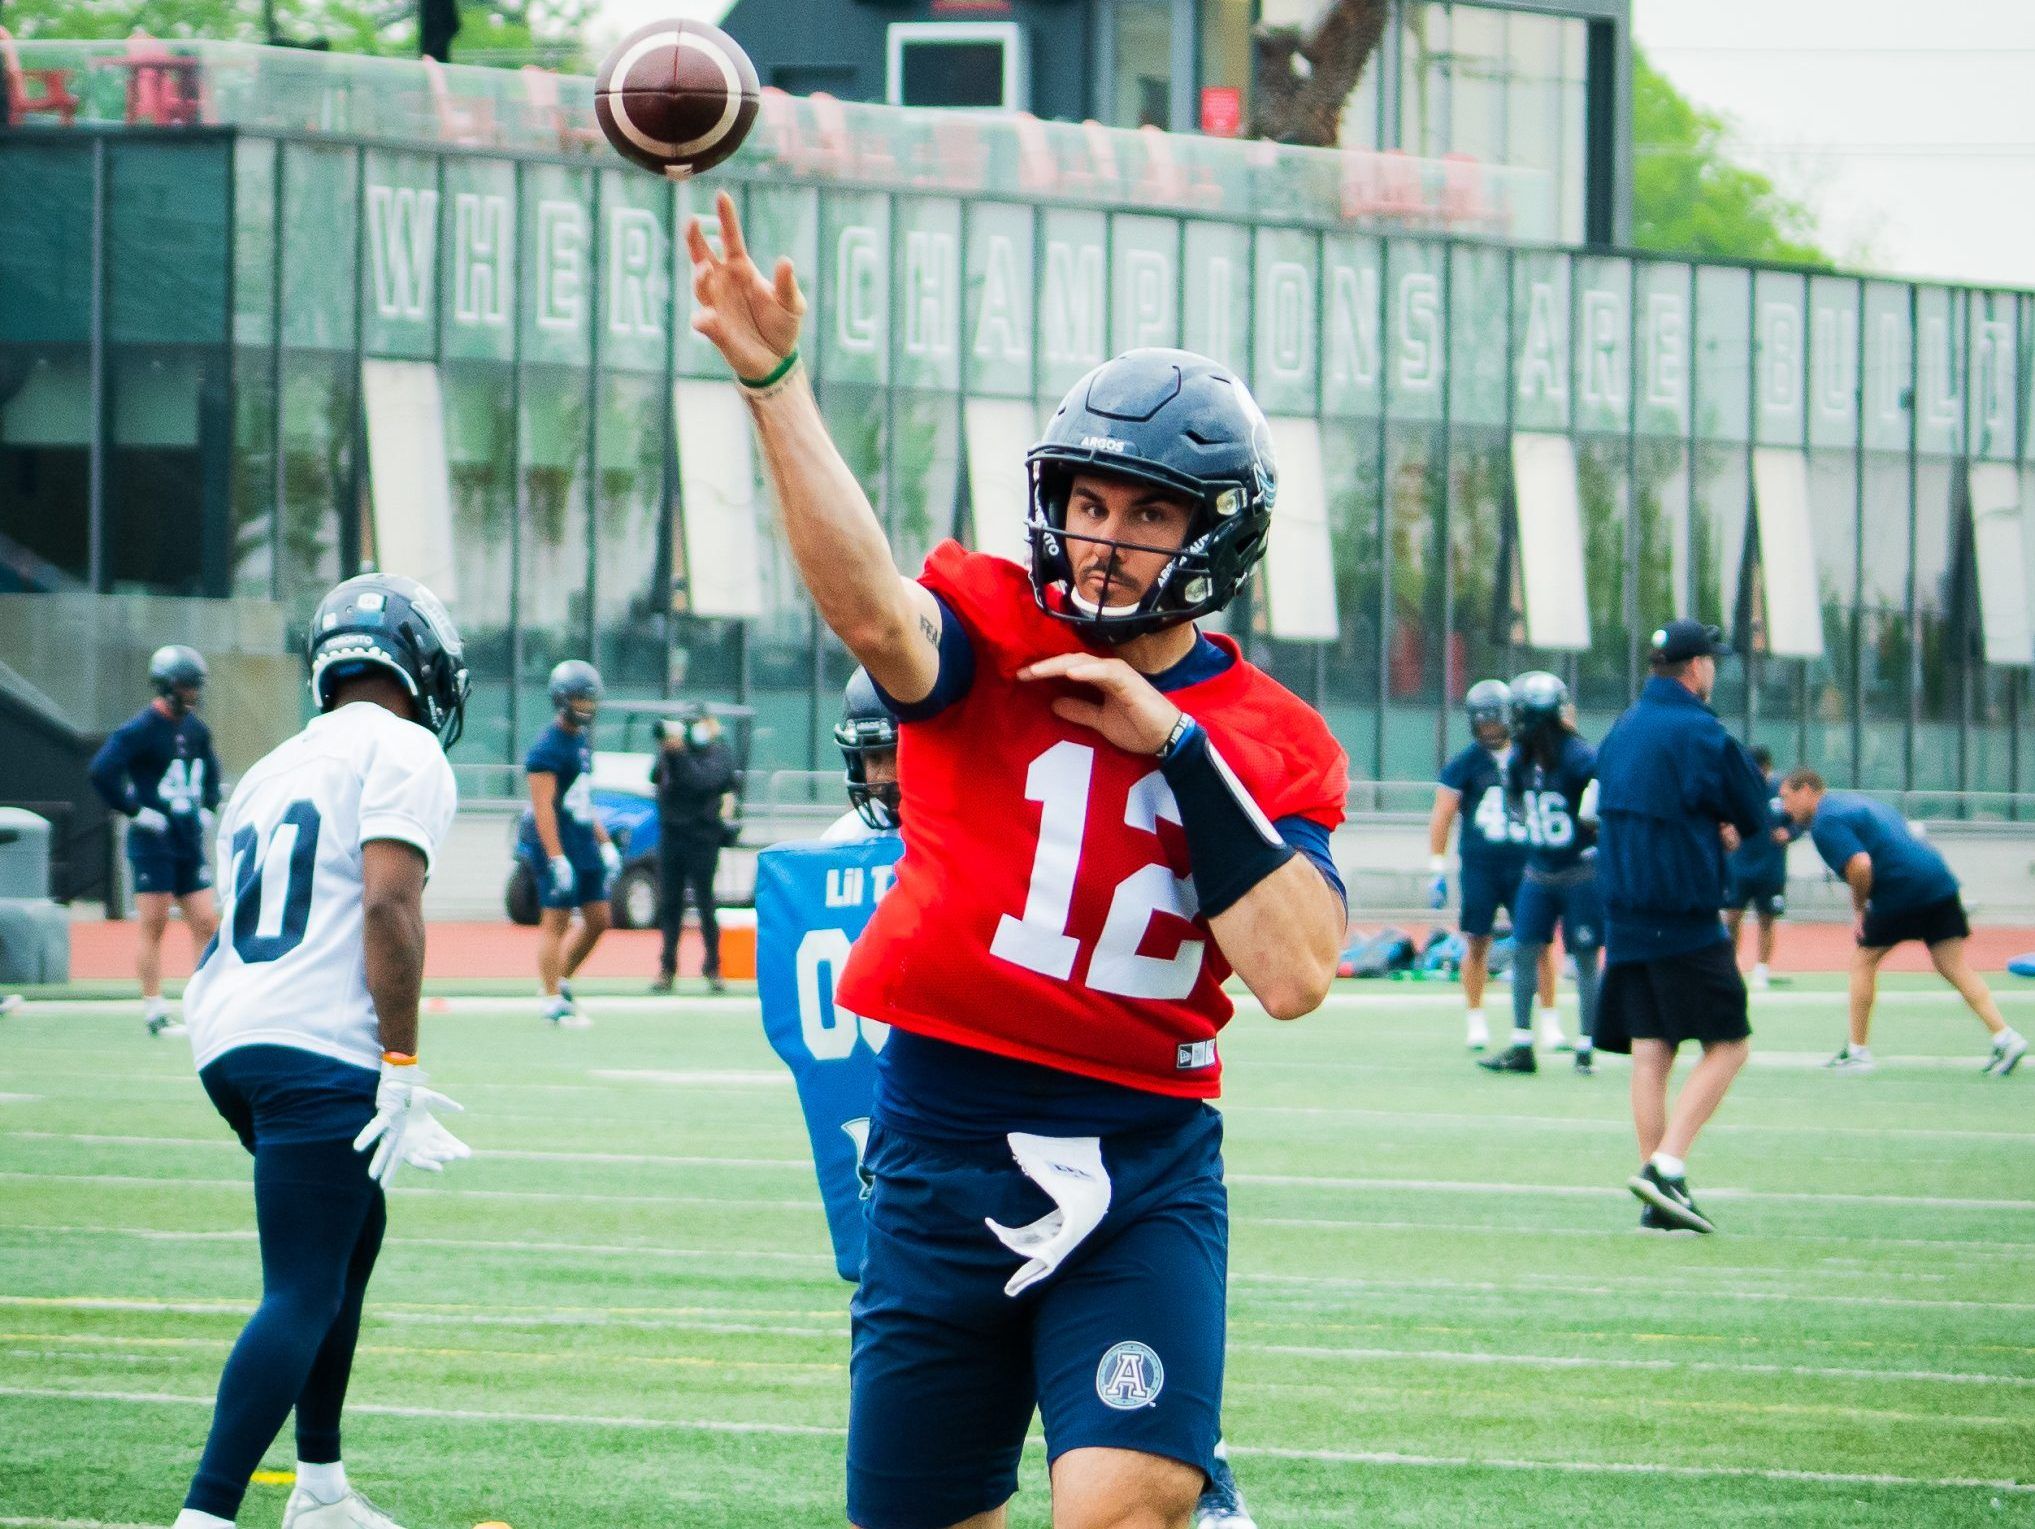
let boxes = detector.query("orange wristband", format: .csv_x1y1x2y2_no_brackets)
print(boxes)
382,1050,418,1065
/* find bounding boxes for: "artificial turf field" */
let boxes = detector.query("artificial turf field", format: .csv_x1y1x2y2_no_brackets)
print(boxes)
1,975,2031,1528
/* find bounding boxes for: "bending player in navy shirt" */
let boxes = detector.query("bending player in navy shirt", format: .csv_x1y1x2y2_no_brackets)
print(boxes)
89,644,222,1037
1721,747,1795,991
1428,679,1556,1051
1480,672,1601,1076
1780,770,2026,1076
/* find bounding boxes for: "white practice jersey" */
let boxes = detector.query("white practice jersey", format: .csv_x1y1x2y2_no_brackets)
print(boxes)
184,702,458,1072
820,809,881,843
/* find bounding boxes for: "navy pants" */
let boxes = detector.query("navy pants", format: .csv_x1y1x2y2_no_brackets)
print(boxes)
186,1047,384,1519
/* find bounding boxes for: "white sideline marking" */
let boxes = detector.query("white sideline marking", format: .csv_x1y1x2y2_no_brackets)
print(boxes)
0,1386,2026,1496
0,1094,37,1105
1222,1104,2035,1145
9,1225,832,1267
1249,1214,2035,1255
0,1517,156,1528
0,1171,816,1212
9,1131,2030,1210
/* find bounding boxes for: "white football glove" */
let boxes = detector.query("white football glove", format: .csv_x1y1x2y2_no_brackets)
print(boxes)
353,1059,470,1187
549,854,577,899
132,807,170,835
598,841,622,879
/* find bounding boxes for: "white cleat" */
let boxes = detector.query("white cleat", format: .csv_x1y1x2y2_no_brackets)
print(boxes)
1983,1033,2027,1078
1465,1013,1490,1051
1749,967,1771,992
0,994,22,1017
545,1000,592,1030
1824,1045,1875,1074
1539,1026,1570,1054
281,1487,406,1529
145,1010,186,1037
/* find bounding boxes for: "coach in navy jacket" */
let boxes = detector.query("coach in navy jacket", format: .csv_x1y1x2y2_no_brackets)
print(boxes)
1592,620,1771,1234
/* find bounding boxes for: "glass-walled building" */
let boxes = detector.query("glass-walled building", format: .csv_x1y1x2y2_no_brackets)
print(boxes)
1,44,2030,805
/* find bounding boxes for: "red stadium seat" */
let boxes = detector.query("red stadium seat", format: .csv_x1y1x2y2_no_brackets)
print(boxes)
0,25,82,127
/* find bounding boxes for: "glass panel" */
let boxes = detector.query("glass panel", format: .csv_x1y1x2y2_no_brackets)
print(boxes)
1753,270,1807,448
1633,262,1692,440
1253,227,1318,417
1036,208,1107,400
1511,248,1569,433
1181,220,1250,376
109,141,229,348
1325,424,1383,778
1448,244,1507,430
1803,450,1858,780
599,169,672,377
276,353,353,626
442,359,517,763
1448,426,1508,709
1807,275,1859,453
893,197,962,395
360,148,441,361
1262,417,1337,640
359,359,456,596
1969,291,2018,463
233,139,276,350
1399,2,1450,159
1383,420,1444,776
1112,214,1181,355
1110,0,1173,130
1574,435,1629,718
1511,432,1590,651
1322,233,1385,420
1693,265,1750,443
280,144,358,352
518,162,592,369
1912,458,1957,791
1858,451,1910,789
593,371,668,699
1385,239,1446,422
518,361,591,719
1862,282,1913,453
1575,255,1632,437
1914,286,1963,459
441,158,517,363
964,201,1035,399
1448,3,1507,167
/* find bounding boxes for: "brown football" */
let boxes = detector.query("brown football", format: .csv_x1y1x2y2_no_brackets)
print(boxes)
593,18,760,180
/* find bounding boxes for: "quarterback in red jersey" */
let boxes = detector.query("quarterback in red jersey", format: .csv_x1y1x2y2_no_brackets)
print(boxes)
687,192,1347,1529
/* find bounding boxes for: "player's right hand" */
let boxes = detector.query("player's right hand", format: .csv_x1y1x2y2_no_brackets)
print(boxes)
132,807,170,835
549,855,576,899
1427,874,1448,910
683,190,806,381
354,1058,470,1187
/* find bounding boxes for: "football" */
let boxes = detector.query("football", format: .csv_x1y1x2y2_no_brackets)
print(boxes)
593,18,760,180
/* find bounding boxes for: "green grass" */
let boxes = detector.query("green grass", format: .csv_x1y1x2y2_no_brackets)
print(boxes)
2,979,2033,1527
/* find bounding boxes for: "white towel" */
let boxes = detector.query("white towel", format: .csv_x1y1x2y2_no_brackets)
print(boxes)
985,1133,1113,1298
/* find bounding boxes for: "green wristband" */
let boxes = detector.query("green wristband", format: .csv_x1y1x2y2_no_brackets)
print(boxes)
738,348,800,391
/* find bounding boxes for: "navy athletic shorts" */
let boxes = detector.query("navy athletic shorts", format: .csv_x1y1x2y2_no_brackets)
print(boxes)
1723,872,1786,918
130,840,212,898
1458,857,1525,938
846,1107,1227,1529
519,847,611,911
1512,867,1604,953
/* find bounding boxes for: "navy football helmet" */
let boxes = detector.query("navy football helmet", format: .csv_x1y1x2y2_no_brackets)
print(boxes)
149,644,207,704
1025,348,1275,643
1465,679,1511,741
834,668,901,831
308,573,470,748
1508,670,1569,744
548,660,603,725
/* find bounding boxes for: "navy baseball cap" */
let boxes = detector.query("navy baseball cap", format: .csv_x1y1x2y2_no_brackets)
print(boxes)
1650,619,1732,663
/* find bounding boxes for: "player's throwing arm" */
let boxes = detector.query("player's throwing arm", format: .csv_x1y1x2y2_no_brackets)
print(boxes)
684,192,945,707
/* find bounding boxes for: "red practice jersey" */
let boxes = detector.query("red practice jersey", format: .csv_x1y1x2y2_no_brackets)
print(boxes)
835,542,1349,1097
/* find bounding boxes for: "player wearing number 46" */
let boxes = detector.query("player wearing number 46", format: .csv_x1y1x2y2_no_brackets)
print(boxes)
170,573,471,1529
90,645,223,1037
517,659,623,1028
1478,672,1603,1077
689,191,1348,1529
1428,679,1559,1052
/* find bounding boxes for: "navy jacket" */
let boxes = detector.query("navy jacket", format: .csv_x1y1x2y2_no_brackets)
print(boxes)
1594,677,1772,963
89,704,221,861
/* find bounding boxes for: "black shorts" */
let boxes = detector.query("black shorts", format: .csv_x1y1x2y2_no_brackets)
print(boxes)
1860,895,1970,950
1595,940,1750,1054
1723,873,1786,918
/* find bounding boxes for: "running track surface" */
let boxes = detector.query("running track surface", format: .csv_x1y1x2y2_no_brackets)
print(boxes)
62,919,2035,982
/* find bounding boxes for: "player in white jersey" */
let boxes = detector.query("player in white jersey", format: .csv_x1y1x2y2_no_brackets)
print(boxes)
171,573,471,1529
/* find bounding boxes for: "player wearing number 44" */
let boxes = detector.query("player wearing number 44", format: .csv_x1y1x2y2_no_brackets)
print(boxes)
689,191,1348,1529
90,645,224,1037
170,573,471,1529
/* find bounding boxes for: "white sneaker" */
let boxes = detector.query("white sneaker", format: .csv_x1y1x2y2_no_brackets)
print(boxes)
1824,1045,1875,1073
545,999,592,1030
1983,1032,2027,1077
0,994,21,1017
1538,1024,1570,1053
1750,966,1771,992
1465,1012,1490,1051
146,1008,186,1037
282,1487,405,1528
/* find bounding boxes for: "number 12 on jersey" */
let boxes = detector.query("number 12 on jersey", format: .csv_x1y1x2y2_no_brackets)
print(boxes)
989,741,1206,1001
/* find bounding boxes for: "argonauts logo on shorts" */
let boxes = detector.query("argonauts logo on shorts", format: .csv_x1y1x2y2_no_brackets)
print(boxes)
1095,1340,1164,1410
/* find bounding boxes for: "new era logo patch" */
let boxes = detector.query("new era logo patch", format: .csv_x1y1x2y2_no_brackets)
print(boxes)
1176,1040,1216,1070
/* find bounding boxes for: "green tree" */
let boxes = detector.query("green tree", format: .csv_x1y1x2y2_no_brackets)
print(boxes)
1632,48,1831,268
6,0,592,68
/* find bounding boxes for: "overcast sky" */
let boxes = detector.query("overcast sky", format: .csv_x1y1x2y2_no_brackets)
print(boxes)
589,0,2035,289
1633,0,2035,287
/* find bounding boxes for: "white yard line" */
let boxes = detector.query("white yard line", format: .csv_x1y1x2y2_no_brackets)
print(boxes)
0,1385,2025,1496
